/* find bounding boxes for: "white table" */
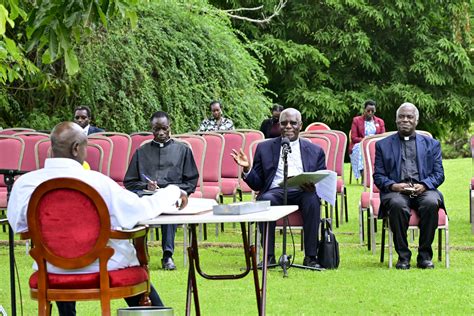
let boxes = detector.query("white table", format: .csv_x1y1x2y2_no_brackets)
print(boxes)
140,204,298,316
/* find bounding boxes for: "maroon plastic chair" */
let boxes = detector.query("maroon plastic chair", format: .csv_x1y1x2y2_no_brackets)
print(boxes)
13,132,50,172
0,127,35,135
88,136,114,177
129,132,154,163
305,122,330,131
215,131,245,203
235,129,265,200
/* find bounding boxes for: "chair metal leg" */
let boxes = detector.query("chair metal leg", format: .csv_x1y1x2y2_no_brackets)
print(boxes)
359,204,364,245
344,187,348,223
370,212,376,255
438,228,442,262
388,223,393,268
380,219,386,263
445,222,450,268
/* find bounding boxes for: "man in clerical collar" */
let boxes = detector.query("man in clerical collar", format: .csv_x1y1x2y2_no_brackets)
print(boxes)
124,111,199,270
373,103,445,270
73,105,104,135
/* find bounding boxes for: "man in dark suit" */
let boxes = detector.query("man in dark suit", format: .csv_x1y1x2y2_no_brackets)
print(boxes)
74,105,104,135
373,103,445,270
232,108,326,268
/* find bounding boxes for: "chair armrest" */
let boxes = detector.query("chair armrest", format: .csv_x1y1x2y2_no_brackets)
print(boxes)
20,231,31,240
111,225,149,267
110,225,148,239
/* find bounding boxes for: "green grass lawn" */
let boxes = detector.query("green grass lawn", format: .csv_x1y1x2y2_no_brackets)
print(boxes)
1,158,473,315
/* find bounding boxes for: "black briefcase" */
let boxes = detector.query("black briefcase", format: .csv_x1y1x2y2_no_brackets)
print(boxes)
317,218,340,269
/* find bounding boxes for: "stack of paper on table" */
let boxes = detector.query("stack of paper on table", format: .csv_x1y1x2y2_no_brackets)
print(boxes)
213,201,271,215
161,197,218,215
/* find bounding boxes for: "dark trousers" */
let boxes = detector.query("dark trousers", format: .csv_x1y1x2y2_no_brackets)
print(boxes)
56,284,163,316
381,190,440,262
161,224,177,257
257,187,321,257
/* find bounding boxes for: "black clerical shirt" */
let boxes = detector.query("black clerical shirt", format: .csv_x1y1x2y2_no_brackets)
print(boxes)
124,139,198,194
399,134,419,183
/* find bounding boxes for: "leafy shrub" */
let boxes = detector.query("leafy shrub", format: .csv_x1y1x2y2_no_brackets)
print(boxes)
74,0,271,133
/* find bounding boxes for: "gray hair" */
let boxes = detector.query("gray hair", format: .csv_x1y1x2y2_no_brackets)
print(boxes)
396,102,419,121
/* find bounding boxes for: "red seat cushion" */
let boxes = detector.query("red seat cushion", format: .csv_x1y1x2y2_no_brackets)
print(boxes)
221,178,239,195
409,208,447,226
29,266,148,290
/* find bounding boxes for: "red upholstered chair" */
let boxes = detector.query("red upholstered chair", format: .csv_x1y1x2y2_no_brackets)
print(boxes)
93,132,131,187
189,132,224,202
272,135,332,252
364,136,389,253
302,130,348,227
379,207,449,268
24,178,151,315
88,135,114,177
0,136,25,230
234,129,264,201
13,132,50,172
304,122,330,131
35,139,51,169
129,132,154,163
0,127,35,135
86,143,105,173
358,133,394,247
172,134,207,199
215,131,245,203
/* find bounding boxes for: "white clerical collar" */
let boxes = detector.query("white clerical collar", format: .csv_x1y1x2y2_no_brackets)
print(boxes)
83,124,90,135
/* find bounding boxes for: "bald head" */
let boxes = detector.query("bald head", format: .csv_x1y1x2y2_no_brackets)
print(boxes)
279,108,303,141
50,122,88,163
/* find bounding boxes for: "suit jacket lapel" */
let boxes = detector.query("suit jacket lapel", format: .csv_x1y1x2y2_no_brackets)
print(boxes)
300,138,310,171
415,133,426,178
391,134,401,180
272,137,281,169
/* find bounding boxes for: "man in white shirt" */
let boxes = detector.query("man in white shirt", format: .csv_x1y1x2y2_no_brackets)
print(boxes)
7,121,187,315
232,108,326,268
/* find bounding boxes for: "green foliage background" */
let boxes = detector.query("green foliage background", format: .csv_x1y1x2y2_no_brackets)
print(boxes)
211,0,473,144
0,0,272,133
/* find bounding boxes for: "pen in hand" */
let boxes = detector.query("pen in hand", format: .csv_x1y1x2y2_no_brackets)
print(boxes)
142,173,159,191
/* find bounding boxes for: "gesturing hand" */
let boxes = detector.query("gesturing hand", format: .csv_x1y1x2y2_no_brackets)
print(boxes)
231,148,251,173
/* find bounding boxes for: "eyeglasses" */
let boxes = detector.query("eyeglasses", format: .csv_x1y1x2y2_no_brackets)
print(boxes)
280,120,300,127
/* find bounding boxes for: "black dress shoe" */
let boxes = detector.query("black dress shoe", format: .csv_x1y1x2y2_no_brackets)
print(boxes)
257,256,277,269
417,260,434,269
161,257,176,270
302,256,322,269
395,260,411,270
